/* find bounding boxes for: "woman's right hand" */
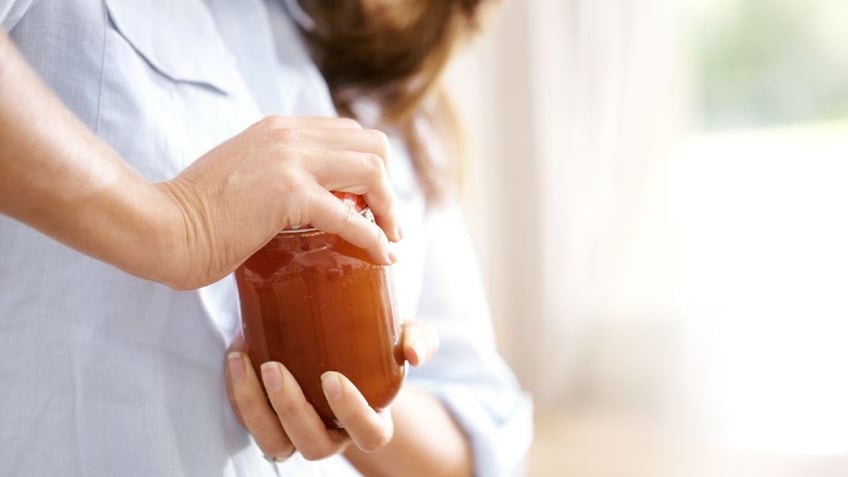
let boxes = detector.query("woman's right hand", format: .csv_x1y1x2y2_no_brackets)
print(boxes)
0,33,396,290
155,116,400,290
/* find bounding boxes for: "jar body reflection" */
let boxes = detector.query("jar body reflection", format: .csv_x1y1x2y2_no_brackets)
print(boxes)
235,229,405,428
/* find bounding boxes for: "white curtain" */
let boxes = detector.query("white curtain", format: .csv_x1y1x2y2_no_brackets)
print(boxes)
448,0,685,409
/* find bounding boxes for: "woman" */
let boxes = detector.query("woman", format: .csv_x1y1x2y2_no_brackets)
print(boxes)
0,1,531,476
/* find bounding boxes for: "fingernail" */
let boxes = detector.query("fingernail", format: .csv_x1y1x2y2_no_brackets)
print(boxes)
321,372,343,400
228,352,245,383
261,362,283,392
396,225,404,241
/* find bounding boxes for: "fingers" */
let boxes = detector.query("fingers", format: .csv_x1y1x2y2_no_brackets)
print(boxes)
260,362,350,461
225,353,294,460
303,150,387,192
281,128,389,162
402,321,440,366
293,149,400,244
227,353,395,461
263,118,401,246
322,372,394,452
306,185,396,265
278,128,399,245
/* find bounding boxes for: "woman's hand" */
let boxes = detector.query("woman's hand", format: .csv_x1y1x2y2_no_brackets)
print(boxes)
1,33,398,289
224,321,439,462
155,116,400,290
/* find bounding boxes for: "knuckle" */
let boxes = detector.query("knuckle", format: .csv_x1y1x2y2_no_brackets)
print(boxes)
262,443,293,460
342,201,359,227
275,398,303,418
362,153,385,177
337,117,361,129
300,450,321,461
276,170,306,194
361,427,393,452
299,443,333,461
233,388,265,413
369,129,390,151
272,166,309,196
272,127,300,144
261,115,287,130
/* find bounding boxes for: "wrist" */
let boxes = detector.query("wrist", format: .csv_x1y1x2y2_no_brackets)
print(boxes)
88,176,189,289
148,180,201,290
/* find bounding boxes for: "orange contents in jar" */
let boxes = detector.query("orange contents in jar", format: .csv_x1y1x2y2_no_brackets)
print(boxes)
235,227,405,428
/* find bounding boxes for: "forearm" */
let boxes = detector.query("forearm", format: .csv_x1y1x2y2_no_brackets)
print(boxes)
344,386,473,477
0,31,179,284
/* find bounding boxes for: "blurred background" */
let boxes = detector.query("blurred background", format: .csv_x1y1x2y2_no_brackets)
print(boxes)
445,0,848,475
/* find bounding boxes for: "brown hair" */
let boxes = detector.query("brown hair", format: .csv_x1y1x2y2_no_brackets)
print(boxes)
296,0,490,203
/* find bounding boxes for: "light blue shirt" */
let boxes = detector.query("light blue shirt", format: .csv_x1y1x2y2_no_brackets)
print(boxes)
0,1,532,476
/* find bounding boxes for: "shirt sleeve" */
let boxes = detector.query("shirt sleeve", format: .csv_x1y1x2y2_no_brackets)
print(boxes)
406,204,533,477
0,0,38,30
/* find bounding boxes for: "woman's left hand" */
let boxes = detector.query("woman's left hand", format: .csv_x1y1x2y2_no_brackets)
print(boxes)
224,321,439,462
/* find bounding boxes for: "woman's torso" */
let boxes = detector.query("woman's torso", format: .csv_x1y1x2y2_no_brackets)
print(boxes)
0,1,426,475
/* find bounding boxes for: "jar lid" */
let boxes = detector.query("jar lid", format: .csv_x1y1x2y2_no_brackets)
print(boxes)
281,192,369,233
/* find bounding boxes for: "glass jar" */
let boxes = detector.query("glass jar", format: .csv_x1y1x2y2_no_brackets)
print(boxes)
234,198,404,428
